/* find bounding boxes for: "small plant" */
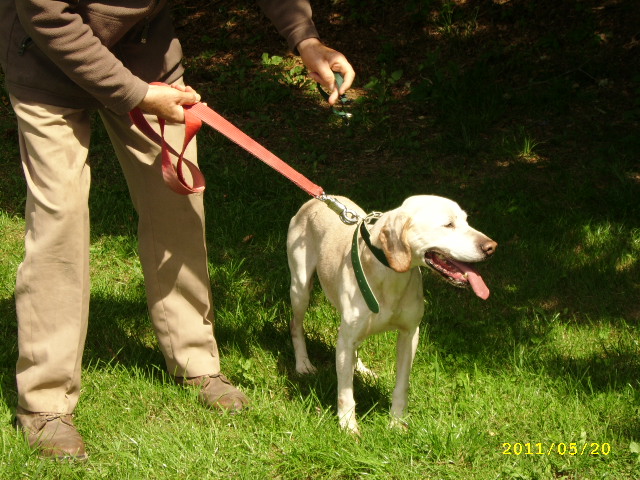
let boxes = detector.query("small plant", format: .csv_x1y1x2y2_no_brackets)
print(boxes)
261,52,313,90
237,357,256,385
436,1,479,36
438,1,456,34
500,127,542,163
518,134,541,162
363,69,403,104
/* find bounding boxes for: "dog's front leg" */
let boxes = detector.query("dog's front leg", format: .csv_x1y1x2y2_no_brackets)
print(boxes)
335,325,360,435
390,326,419,429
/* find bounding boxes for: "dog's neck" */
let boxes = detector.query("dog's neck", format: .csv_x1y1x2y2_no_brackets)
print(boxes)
358,219,390,268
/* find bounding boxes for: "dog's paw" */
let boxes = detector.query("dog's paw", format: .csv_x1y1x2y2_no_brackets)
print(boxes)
340,418,361,436
355,358,378,379
295,359,317,375
389,416,409,432
338,406,360,436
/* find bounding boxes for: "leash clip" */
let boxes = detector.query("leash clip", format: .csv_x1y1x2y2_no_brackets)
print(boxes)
317,194,361,225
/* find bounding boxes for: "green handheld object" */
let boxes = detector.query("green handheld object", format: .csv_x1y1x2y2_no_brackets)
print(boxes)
317,72,352,120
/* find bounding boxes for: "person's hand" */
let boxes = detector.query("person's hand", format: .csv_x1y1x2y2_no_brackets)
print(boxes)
297,38,355,105
137,83,201,123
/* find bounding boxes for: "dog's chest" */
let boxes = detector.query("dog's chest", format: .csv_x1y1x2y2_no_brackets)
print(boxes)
369,269,424,328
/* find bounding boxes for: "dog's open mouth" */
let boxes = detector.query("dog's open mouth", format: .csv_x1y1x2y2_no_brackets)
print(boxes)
424,252,491,300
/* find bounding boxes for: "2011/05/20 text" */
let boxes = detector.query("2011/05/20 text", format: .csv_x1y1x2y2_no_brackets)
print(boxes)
502,442,611,456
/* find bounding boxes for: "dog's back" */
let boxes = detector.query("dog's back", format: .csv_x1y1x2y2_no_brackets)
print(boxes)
287,196,365,275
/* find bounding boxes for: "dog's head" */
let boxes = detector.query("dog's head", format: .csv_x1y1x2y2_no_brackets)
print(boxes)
378,195,497,299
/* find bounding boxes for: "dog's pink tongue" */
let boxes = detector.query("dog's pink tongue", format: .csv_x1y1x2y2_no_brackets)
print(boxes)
448,259,490,300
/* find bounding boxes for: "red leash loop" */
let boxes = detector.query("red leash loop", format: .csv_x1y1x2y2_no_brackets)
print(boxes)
129,83,324,197
129,81,205,195
130,106,205,195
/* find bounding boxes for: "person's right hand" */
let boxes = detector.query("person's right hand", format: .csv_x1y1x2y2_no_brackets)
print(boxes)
137,83,201,123
297,38,355,106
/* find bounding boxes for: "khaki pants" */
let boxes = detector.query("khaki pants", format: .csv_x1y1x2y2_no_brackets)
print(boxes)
11,88,220,414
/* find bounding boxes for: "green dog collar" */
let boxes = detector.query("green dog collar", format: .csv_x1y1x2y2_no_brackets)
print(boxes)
350,213,389,313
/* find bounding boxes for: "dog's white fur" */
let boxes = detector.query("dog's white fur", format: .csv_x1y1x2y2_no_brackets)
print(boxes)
286,195,497,434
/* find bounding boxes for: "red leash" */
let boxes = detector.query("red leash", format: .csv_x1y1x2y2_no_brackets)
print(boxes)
130,82,360,224
129,89,323,197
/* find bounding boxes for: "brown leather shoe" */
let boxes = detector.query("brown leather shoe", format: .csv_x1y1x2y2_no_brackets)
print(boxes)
177,373,249,412
15,407,87,460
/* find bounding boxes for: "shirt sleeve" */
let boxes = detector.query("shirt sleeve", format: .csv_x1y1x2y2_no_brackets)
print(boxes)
15,0,149,114
257,0,320,52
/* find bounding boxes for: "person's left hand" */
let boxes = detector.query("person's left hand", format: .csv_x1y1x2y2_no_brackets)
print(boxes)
297,38,355,105
137,83,201,123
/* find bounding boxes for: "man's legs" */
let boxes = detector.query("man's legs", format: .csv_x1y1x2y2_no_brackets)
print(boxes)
11,95,90,458
97,106,220,378
12,96,91,415
98,90,248,410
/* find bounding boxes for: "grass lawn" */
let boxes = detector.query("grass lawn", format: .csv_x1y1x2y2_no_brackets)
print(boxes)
1,0,639,478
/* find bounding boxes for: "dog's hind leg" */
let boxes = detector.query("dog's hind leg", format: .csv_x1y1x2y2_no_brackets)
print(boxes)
287,234,318,375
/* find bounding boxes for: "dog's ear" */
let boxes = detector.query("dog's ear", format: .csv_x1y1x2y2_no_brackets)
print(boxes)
379,213,412,273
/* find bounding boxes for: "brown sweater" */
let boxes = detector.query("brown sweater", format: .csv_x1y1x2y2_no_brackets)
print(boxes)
0,0,318,114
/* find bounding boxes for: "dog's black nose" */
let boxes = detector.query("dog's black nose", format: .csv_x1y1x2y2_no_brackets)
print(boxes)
482,240,497,256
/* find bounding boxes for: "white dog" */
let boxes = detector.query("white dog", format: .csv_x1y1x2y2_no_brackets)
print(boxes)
286,195,497,434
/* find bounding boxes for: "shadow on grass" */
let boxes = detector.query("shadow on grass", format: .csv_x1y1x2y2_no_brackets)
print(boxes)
211,299,391,417
81,295,166,372
0,306,18,415
0,273,384,419
0,296,18,412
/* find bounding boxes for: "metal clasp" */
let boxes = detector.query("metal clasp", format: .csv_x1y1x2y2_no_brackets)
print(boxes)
317,194,361,225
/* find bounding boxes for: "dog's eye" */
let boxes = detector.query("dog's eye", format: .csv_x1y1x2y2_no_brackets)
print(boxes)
444,222,454,228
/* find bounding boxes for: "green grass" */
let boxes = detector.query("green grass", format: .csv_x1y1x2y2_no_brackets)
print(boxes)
1,0,639,478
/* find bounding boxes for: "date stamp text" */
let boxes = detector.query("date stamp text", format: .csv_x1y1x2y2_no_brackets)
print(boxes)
502,442,611,456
